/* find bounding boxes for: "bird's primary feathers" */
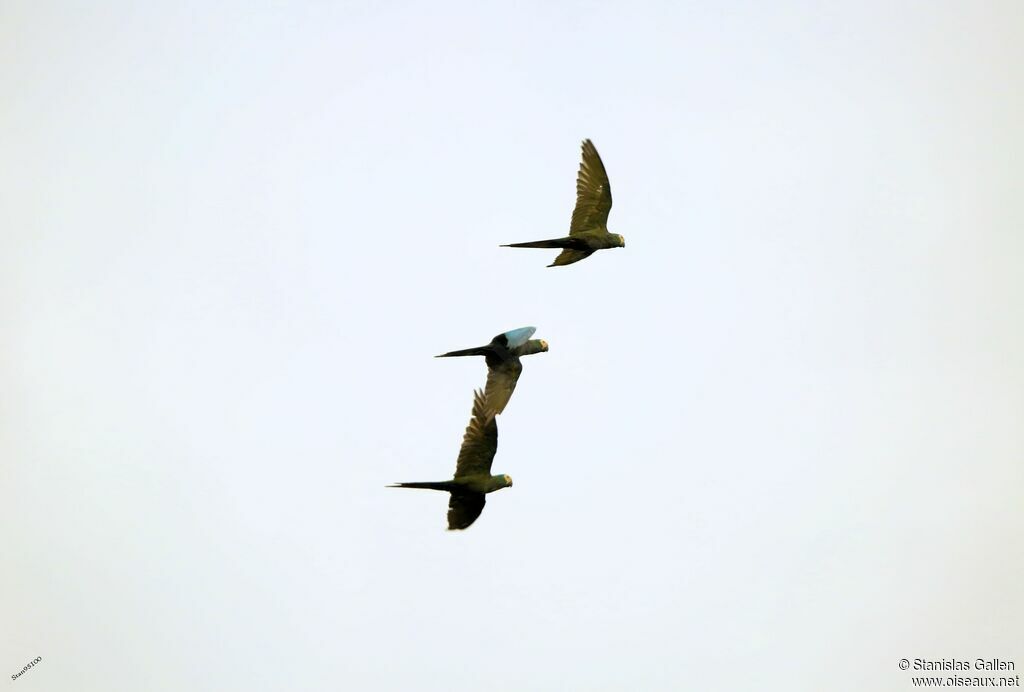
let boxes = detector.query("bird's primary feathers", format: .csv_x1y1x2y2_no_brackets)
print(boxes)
502,139,625,267
435,326,548,414
389,389,512,530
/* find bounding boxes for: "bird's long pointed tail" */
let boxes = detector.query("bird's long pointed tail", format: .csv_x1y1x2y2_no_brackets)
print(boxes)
388,481,458,491
435,345,491,358
500,238,575,249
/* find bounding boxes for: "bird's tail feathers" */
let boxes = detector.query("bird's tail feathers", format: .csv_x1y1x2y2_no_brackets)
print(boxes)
388,481,457,492
501,238,574,249
435,345,491,358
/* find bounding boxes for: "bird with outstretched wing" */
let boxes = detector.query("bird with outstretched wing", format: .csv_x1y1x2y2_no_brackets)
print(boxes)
435,326,548,415
389,389,513,530
502,139,625,267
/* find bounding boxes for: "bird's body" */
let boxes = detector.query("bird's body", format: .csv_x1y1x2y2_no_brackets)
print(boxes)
502,139,624,267
389,390,511,530
435,326,548,414
393,475,509,495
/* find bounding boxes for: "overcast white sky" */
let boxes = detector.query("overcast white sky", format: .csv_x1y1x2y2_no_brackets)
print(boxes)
2,2,1022,691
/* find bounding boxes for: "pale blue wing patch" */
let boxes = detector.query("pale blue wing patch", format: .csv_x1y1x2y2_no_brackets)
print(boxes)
502,326,536,349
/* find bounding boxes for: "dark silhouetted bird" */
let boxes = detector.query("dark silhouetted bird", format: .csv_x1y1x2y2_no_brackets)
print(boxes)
435,326,547,414
389,389,511,530
502,139,624,267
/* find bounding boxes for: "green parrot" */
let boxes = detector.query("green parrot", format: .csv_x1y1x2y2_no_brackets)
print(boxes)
389,389,512,530
502,139,625,267
435,326,548,414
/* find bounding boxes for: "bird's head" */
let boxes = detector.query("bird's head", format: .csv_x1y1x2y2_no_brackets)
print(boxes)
518,339,548,357
615,234,625,247
487,474,513,492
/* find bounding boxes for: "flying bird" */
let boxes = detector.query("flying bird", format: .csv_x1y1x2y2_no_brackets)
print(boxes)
502,139,625,267
435,326,548,414
389,389,511,530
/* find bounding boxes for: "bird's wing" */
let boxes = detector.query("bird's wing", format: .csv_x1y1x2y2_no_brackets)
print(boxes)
500,326,536,350
483,359,522,415
453,389,499,477
548,248,595,267
447,490,485,530
569,139,613,235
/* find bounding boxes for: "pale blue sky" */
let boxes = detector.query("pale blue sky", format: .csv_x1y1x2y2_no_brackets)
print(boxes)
2,2,1022,690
